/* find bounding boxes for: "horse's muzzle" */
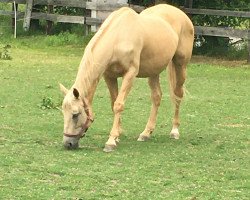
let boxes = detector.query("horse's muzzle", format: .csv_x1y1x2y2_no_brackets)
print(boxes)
63,136,79,150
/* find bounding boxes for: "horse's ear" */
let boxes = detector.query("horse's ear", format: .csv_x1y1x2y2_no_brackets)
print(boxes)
59,83,68,96
73,88,80,99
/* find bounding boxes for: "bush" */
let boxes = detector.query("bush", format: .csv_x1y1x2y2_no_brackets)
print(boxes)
161,0,249,60
193,36,248,60
0,45,12,60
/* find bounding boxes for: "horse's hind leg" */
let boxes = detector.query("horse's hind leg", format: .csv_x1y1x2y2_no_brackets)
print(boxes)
169,56,188,139
169,27,193,139
138,75,162,141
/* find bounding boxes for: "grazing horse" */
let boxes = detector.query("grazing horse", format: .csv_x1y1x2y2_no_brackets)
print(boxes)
59,4,194,152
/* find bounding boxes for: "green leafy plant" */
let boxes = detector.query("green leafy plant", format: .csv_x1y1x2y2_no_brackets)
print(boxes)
0,44,12,60
39,97,59,110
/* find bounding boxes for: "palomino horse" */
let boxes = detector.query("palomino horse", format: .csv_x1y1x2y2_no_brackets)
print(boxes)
60,4,194,152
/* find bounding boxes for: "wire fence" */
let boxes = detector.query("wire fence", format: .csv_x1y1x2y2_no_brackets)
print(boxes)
0,2,86,38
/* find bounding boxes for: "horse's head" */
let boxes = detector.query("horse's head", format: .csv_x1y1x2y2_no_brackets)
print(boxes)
60,84,94,150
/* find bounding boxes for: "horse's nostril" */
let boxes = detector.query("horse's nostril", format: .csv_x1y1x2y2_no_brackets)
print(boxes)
64,140,79,150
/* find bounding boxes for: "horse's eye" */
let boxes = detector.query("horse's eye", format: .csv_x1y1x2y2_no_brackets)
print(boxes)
72,113,80,119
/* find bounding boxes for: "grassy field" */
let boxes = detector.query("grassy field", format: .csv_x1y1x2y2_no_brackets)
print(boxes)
0,33,249,200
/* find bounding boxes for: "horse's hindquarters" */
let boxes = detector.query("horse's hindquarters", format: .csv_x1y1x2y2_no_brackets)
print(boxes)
137,17,178,77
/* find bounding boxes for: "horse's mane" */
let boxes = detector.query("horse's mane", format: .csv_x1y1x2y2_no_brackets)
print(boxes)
75,8,128,96
88,7,130,53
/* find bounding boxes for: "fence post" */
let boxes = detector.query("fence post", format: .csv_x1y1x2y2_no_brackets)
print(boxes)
23,0,33,31
185,0,193,8
11,1,18,30
87,0,128,33
13,1,17,38
46,4,53,35
184,0,193,19
90,0,97,32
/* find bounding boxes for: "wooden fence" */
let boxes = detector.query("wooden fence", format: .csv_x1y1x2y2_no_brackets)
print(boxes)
182,7,249,62
0,0,144,33
0,0,249,61
183,7,249,39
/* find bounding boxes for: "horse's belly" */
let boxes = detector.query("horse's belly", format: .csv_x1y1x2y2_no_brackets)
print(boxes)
137,58,167,77
137,42,175,77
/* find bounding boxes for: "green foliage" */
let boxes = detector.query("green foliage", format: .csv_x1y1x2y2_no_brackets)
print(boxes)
191,0,250,10
161,0,249,59
39,97,59,110
129,0,155,6
47,6,86,34
44,31,84,46
190,0,249,58
0,44,12,60
227,42,248,60
54,6,84,16
31,5,86,34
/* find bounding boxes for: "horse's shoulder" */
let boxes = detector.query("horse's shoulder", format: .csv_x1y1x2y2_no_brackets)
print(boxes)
112,6,136,17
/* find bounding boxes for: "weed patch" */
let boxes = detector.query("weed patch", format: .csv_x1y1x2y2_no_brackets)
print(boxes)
0,44,12,60
38,97,60,110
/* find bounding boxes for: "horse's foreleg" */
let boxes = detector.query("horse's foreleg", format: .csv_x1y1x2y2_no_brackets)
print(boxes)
104,75,118,111
138,75,162,141
104,67,138,152
104,75,122,134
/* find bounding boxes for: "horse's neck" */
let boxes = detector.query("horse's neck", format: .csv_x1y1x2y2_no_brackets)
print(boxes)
73,11,118,102
73,41,112,103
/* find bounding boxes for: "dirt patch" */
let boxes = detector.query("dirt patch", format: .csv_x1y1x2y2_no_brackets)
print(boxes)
191,55,249,67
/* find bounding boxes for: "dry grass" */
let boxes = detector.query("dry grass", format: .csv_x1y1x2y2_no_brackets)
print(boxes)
191,55,249,67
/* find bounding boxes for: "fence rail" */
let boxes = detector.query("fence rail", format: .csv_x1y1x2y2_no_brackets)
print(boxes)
194,26,249,39
1,0,86,7
182,7,249,39
183,8,250,18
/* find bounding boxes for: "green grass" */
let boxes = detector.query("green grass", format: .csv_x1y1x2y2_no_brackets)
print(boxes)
0,35,249,200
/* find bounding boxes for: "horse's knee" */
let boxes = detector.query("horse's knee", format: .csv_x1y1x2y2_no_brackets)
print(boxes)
113,101,124,113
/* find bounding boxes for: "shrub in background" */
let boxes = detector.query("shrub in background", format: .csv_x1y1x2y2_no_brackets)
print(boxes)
168,0,249,59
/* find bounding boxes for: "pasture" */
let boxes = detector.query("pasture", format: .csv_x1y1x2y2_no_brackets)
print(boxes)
0,36,249,199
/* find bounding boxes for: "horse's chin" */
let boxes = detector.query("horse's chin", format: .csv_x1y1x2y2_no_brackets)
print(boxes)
63,136,80,150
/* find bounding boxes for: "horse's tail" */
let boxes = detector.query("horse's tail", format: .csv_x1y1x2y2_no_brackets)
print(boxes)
167,61,184,105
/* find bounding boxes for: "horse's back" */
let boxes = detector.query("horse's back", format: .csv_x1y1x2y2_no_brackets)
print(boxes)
141,4,194,63
103,5,194,78
140,4,194,37
108,8,179,77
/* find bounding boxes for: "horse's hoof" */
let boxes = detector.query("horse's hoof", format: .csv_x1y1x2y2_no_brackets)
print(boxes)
103,144,116,153
170,132,180,139
137,135,150,142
